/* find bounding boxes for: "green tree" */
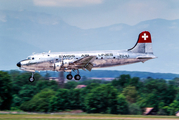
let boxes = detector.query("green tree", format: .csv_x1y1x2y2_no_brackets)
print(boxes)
119,74,131,87
169,78,179,87
85,84,118,114
129,77,144,91
35,80,59,92
20,89,55,112
79,79,109,86
11,73,56,109
157,102,167,115
0,96,3,107
78,83,100,111
175,93,179,101
19,85,37,102
122,86,138,103
111,79,123,92
164,100,179,115
12,72,41,95
0,71,12,110
69,89,82,110
84,83,100,91
116,94,129,114
111,74,131,92
49,89,70,111
129,77,139,86
11,94,21,109
128,103,141,115
64,81,78,89
9,70,21,81
137,79,176,110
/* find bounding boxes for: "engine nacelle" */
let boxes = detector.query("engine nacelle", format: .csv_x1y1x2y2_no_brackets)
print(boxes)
63,60,74,66
54,62,62,71
54,59,74,71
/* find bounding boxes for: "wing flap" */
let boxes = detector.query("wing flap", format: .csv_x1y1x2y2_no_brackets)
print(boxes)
85,63,93,71
74,56,96,71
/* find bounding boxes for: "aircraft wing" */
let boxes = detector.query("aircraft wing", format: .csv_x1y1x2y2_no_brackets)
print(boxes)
74,56,96,71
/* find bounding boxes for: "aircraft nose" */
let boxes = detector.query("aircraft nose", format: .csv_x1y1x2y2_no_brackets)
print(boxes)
17,62,21,67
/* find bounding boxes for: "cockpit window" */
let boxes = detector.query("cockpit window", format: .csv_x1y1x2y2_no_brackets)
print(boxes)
27,57,31,60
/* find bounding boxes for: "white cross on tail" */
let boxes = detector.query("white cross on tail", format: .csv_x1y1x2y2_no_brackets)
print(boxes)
142,33,148,40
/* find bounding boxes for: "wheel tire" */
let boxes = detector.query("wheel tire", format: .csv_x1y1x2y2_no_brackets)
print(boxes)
67,74,73,80
29,77,35,82
74,74,81,81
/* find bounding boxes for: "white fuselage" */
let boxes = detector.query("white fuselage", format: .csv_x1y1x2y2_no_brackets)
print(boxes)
19,49,155,72
16,31,156,81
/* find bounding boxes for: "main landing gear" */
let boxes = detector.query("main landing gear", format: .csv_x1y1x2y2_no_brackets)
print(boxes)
66,69,81,81
74,74,81,80
66,74,73,80
29,72,35,82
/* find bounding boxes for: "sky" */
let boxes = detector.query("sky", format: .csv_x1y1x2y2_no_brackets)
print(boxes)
1,0,179,29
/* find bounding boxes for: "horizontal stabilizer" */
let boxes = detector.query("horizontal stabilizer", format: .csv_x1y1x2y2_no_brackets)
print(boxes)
137,54,157,59
137,57,156,59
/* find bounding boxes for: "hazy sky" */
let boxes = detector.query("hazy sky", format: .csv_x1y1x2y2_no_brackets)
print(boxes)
1,0,179,29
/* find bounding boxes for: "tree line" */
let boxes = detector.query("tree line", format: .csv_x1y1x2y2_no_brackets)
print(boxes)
0,70,179,115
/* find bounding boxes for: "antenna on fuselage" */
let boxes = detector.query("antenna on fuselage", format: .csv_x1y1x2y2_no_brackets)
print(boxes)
48,50,51,53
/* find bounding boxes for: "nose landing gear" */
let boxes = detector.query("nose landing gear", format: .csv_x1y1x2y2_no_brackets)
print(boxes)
29,72,35,82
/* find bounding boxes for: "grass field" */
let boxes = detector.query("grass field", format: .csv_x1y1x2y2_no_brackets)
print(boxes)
0,114,179,120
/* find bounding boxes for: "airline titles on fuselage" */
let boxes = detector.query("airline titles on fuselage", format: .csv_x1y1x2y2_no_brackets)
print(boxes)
58,53,130,59
119,54,129,58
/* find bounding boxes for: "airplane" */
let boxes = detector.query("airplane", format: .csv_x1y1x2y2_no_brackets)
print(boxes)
17,31,156,82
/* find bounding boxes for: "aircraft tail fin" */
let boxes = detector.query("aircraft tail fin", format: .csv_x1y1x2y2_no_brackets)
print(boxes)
128,31,153,54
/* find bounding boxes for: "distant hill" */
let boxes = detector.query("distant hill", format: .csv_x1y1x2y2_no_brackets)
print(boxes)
39,70,179,80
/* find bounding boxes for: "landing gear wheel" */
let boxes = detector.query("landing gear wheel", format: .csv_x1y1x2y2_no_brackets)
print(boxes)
29,77,35,82
67,74,73,80
74,74,81,81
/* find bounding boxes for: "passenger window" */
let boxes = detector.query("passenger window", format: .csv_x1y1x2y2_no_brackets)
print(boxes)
32,57,34,60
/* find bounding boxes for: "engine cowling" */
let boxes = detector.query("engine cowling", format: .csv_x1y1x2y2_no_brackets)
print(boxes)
54,62,63,71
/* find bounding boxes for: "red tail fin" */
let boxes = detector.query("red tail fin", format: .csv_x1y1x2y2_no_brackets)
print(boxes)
128,31,153,54
138,31,152,43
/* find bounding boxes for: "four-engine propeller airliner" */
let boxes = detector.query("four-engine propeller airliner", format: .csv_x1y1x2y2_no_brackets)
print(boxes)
17,31,156,82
